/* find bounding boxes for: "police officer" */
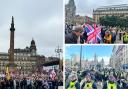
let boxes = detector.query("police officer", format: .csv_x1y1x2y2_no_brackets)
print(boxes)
102,75,120,89
67,73,80,89
123,32,128,44
80,73,97,89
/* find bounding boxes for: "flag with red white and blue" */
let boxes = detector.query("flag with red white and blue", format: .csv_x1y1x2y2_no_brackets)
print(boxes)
83,23,101,44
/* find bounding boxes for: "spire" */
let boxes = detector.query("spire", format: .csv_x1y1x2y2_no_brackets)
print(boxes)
12,16,14,23
69,0,75,6
68,0,76,10
10,16,15,31
31,38,35,45
30,38,36,51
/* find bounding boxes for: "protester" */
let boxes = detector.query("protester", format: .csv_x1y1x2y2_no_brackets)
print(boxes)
123,32,128,44
110,29,116,44
65,25,84,44
0,69,63,89
102,75,120,89
104,30,112,44
66,72,80,89
80,73,97,89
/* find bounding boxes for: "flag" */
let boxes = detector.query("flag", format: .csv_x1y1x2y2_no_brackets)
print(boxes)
84,16,94,24
6,67,10,80
50,69,56,80
84,24,94,35
83,23,101,43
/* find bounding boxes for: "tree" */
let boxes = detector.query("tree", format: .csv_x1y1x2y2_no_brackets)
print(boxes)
99,15,128,31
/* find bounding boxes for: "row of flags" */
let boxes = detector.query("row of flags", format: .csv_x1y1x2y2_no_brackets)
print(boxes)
3,67,57,81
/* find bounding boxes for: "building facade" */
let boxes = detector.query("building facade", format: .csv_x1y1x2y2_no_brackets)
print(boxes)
93,4,128,22
65,0,76,25
110,45,128,69
65,0,93,25
0,39,45,74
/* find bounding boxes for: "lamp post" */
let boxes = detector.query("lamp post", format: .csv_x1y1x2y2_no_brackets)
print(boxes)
55,46,62,70
80,45,82,70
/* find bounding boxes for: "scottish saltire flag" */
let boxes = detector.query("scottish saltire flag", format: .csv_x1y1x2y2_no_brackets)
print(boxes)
83,23,101,44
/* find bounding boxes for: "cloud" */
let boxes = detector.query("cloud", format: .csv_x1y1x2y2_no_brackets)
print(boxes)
98,56,110,65
0,0,63,57
66,0,128,17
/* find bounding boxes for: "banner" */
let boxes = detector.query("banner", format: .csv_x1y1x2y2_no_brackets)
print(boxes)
6,67,10,80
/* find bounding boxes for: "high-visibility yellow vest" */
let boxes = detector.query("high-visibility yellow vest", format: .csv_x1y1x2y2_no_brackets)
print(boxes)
107,82,117,89
68,81,77,89
123,34,128,42
84,82,93,89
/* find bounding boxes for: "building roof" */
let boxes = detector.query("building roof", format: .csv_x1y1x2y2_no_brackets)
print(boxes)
96,4,128,11
0,52,8,55
14,48,30,53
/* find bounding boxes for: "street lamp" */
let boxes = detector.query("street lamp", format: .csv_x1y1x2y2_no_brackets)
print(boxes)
55,46,62,59
80,45,82,70
55,46,62,69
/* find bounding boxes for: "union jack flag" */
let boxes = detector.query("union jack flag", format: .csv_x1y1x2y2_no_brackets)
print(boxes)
83,23,101,44
50,69,56,80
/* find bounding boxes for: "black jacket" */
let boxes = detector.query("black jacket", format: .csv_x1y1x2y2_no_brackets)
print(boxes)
65,32,78,44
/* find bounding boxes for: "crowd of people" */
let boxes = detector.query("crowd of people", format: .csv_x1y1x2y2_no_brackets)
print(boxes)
0,69,63,89
65,67,128,89
65,23,128,44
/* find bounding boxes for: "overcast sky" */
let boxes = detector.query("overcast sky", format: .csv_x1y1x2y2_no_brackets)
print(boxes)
65,0,128,17
0,0,63,57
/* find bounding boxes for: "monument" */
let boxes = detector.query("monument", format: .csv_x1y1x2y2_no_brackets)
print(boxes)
7,16,17,73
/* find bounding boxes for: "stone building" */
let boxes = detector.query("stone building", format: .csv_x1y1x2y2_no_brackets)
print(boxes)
65,0,93,25
65,0,76,25
0,39,45,74
93,4,128,22
110,45,128,69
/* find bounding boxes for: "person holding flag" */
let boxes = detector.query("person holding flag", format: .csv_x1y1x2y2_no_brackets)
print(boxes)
65,25,84,44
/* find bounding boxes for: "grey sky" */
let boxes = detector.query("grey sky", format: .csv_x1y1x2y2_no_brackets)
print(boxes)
65,0,128,17
0,0,63,57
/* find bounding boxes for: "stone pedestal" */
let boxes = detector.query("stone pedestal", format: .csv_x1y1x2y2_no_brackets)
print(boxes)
6,63,17,74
